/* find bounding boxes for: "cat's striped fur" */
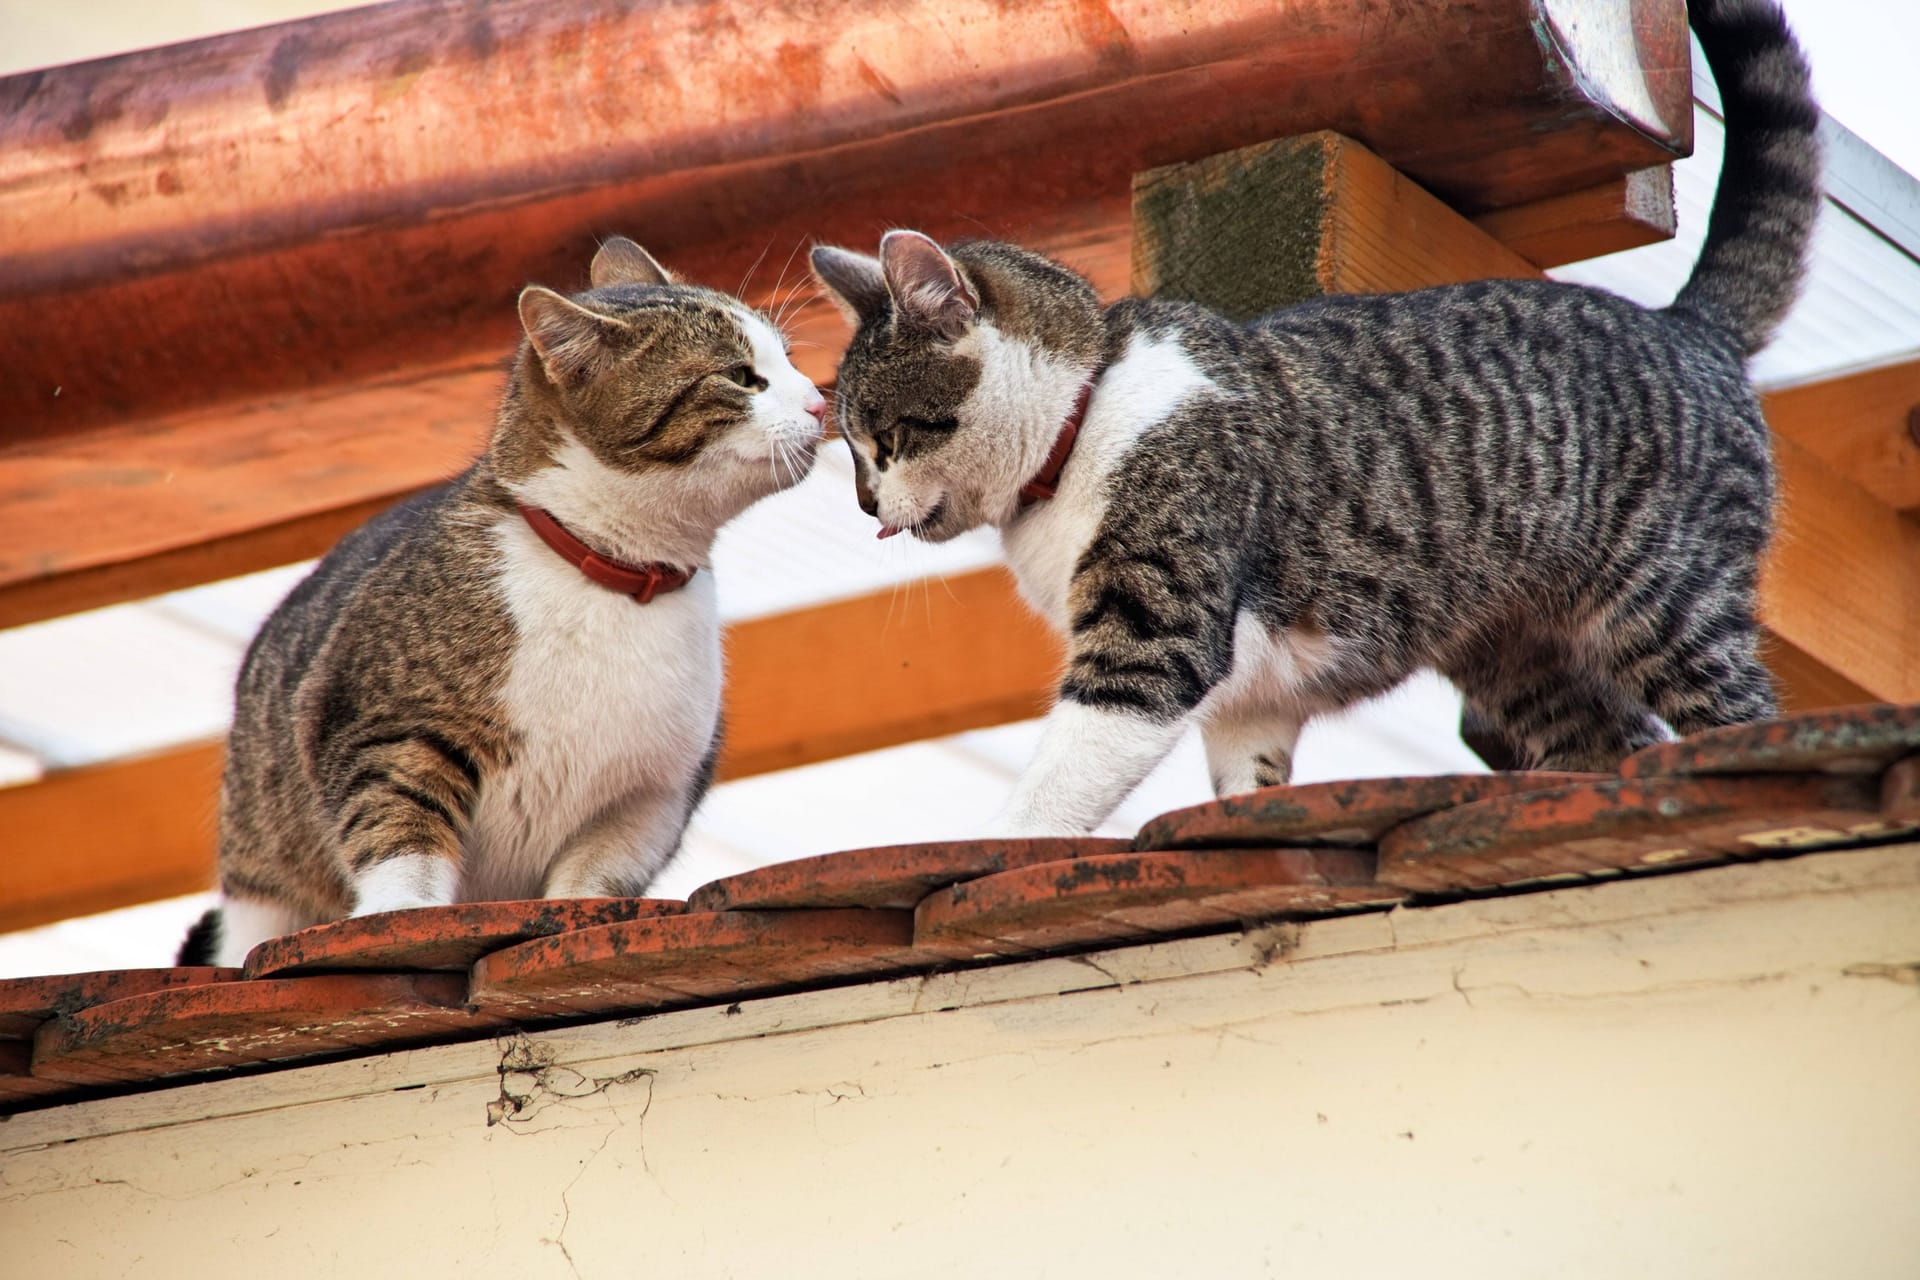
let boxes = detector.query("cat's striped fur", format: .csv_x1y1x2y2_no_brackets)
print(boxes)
181,239,826,965
811,0,1820,836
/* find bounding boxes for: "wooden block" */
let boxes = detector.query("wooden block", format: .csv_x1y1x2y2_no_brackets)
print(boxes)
1132,131,1544,322
1473,166,1677,268
1764,357,1920,514
1132,773,1607,852
688,838,1129,913
468,910,927,1021
1379,774,1916,893
915,849,1393,960
242,899,685,978
1620,704,1920,779
31,974,506,1086
0,967,239,1039
1765,437,1920,704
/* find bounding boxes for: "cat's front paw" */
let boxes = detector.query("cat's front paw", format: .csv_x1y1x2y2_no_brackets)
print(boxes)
351,853,459,916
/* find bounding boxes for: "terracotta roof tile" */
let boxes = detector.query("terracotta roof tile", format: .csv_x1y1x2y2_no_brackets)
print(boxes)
469,909,924,1021
916,848,1393,959
1,1039,81,1106
1379,772,1915,893
3,702,1916,1116
688,838,1132,911
243,898,684,978
1620,704,1920,778
32,973,507,1086
1133,772,1603,851
0,965,240,1038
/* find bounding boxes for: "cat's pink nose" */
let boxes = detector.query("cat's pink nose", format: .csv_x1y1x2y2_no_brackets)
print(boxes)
803,391,827,425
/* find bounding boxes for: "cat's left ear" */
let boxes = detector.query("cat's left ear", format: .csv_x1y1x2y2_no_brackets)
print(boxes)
590,236,674,289
810,245,888,326
879,230,978,339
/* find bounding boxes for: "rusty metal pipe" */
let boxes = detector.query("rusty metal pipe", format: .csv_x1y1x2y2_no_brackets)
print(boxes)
0,0,1690,437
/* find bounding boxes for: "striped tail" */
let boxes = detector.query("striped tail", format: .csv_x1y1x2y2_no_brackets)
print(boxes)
1670,0,1822,356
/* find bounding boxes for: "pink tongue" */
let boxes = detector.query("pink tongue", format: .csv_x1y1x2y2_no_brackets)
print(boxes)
876,525,902,540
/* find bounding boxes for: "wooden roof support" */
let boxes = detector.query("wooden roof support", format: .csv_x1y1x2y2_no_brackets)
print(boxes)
0,568,1058,932
1762,358,1920,515
1,0,1691,442
1132,131,1920,712
1472,166,1678,269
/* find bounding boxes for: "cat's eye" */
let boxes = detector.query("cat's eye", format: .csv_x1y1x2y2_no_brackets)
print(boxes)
898,415,958,433
721,364,765,390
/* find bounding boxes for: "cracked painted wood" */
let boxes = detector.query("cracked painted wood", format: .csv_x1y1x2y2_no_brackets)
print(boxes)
4,844,1916,1278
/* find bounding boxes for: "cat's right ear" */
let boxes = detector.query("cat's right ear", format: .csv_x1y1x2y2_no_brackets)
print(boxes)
590,236,674,289
810,246,889,326
518,286,627,385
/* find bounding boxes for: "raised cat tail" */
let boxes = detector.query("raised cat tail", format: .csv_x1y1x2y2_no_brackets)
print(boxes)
1670,0,1822,356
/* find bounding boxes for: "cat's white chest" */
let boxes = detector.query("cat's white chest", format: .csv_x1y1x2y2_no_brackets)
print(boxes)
1001,330,1218,631
465,518,721,899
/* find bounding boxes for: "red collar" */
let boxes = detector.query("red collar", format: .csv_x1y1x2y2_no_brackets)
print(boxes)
515,504,696,604
1017,376,1096,507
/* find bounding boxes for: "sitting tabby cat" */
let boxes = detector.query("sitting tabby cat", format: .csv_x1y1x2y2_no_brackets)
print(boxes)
181,238,826,966
809,0,1818,837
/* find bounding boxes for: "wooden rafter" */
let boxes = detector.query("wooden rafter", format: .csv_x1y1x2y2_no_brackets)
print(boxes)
1763,357,1920,515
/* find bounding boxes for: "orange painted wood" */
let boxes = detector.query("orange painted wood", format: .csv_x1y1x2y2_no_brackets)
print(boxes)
0,745,225,933
1620,705,1920,779
1377,774,1915,893
915,848,1393,959
0,361,498,630
469,909,926,1020
1133,773,1605,853
242,899,685,978
0,966,239,1039
2,0,1688,441
1764,358,1920,514
688,838,1130,913
31,973,506,1086
716,567,1059,779
1472,166,1677,268
1764,435,1920,705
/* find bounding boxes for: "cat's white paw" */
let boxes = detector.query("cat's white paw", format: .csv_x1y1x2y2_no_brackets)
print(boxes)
352,853,459,916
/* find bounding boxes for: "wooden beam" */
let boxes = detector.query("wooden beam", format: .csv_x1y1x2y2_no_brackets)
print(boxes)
0,568,1058,932
0,745,223,934
1473,166,1678,268
1764,435,1920,705
0,235,1116,630
1763,357,1920,514
2,0,1691,442
1132,130,1920,711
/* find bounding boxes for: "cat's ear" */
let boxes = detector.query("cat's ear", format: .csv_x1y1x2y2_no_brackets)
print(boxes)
590,236,673,289
879,230,978,339
518,286,628,384
810,245,889,326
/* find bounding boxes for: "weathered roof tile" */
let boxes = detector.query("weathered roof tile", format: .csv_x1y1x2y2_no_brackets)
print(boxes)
244,898,685,978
